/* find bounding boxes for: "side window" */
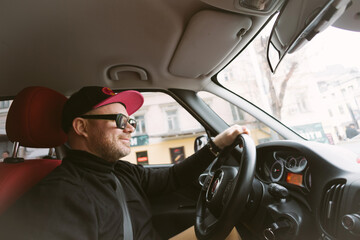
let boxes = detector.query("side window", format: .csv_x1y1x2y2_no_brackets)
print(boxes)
197,91,284,145
126,92,205,165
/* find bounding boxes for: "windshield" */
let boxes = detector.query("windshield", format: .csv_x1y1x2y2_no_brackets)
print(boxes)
218,24,360,155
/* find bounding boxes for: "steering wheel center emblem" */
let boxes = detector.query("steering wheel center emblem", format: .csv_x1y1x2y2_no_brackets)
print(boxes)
206,171,224,202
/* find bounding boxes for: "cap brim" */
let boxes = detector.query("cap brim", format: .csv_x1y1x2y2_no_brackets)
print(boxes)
93,90,144,115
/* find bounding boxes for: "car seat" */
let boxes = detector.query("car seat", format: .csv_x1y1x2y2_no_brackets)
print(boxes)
0,86,67,214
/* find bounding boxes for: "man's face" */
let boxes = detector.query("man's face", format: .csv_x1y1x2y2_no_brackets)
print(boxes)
84,103,135,162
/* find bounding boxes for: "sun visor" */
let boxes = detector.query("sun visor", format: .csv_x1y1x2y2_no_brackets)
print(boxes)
169,10,252,78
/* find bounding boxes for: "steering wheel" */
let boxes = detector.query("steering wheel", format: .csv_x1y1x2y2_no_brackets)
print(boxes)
195,134,256,240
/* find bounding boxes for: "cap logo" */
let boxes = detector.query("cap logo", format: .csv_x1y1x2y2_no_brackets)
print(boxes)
102,87,115,96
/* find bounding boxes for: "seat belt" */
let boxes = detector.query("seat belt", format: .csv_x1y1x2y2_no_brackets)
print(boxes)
111,172,133,240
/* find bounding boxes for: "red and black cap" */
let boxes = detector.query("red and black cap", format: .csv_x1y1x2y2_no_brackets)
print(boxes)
61,86,144,132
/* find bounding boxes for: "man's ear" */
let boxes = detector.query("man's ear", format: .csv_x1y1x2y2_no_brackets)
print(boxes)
72,117,89,137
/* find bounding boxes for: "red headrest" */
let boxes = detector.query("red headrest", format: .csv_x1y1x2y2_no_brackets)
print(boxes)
6,87,68,148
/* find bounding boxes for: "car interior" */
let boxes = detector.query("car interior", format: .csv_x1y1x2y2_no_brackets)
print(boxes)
0,0,360,239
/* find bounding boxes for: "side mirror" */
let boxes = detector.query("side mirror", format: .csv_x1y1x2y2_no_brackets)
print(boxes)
194,135,208,152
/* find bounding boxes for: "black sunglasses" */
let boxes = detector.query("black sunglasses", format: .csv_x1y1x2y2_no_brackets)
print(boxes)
80,113,137,129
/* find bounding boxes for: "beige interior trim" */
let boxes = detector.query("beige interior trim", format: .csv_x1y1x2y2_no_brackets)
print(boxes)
169,10,252,78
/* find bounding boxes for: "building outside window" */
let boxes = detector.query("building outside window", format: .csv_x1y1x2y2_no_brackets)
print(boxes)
136,151,149,165
230,104,244,122
0,101,10,109
170,146,185,164
328,109,333,117
166,109,179,131
296,93,309,113
338,105,345,115
134,115,146,135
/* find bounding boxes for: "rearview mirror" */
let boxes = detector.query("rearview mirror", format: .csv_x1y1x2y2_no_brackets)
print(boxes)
267,0,351,72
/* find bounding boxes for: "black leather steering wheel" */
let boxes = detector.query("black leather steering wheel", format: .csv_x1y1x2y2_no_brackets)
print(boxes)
195,134,256,240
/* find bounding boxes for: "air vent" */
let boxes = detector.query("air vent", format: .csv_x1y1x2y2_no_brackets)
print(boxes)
320,181,346,237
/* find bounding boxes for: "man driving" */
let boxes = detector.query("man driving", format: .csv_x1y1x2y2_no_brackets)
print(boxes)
0,86,249,239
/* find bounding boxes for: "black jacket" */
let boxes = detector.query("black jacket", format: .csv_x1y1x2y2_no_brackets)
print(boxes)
0,146,215,240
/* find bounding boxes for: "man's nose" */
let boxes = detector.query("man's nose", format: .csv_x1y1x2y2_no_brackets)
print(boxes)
123,122,135,133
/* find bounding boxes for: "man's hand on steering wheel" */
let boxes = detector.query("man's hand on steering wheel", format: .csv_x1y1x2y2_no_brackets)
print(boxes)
213,125,250,150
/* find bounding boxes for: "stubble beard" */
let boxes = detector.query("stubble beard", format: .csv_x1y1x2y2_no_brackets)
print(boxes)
90,133,131,163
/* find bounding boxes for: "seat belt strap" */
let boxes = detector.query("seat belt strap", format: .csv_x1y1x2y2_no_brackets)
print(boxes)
111,172,133,240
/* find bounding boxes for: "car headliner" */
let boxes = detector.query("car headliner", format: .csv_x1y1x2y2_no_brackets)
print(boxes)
0,0,359,98
0,0,279,97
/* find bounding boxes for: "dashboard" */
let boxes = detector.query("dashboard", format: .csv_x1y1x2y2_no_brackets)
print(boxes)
241,140,360,240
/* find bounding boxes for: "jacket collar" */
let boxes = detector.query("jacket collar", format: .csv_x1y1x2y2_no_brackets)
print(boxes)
63,150,116,173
